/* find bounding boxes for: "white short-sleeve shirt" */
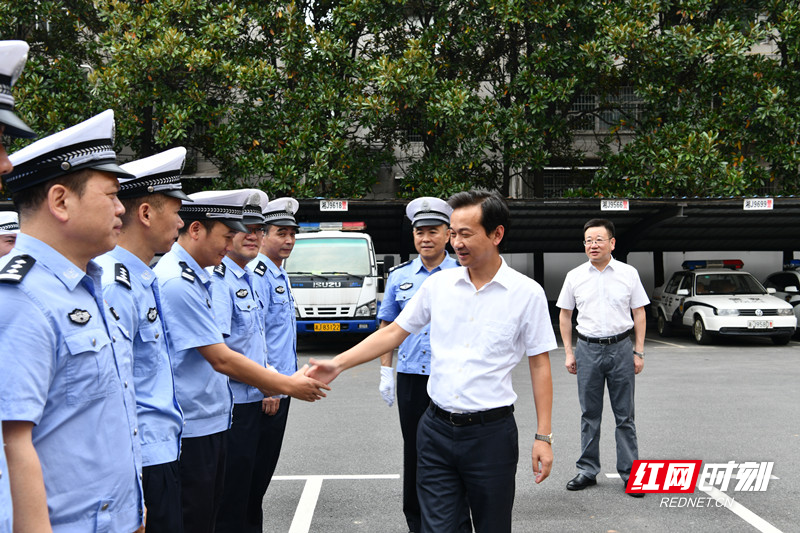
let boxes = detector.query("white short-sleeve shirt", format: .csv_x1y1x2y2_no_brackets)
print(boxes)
395,258,557,412
556,258,650,337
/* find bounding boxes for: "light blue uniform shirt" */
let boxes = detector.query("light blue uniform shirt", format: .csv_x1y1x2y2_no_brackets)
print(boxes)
1,425,11,533
209,256,267,404
0,234,144,533
154,242,233,438
249,254,298,377
97,246,183,466
377,254,459,375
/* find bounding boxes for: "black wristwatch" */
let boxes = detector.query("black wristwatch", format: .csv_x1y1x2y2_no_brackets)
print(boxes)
633,350,644,359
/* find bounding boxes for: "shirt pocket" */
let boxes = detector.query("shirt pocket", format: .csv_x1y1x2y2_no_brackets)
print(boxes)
478,320,517,357
134,323,164,377
233,299,258,335
64,328,117,406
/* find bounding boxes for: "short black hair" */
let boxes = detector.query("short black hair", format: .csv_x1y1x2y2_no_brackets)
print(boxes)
11,169,94,218
178,218,218,236
448,190,509,251
583,218,615,239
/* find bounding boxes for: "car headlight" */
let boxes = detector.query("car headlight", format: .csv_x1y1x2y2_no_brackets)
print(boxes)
777,308,794,316
716,309,739,316
355,300,377,317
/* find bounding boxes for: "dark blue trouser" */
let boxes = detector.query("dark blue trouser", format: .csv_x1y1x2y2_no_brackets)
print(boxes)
142,460,183,533
417,407,518,533
180,430,227,533
575,336,638,480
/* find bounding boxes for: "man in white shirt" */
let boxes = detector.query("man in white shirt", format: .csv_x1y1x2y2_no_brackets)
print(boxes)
556,218,648,496
308,190,556,533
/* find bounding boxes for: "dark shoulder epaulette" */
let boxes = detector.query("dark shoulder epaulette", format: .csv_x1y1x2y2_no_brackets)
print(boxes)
178,261,196,283
389,259,412,273
252,261,267,277
0,255,36,283
213,263,226,277
114,263,132,289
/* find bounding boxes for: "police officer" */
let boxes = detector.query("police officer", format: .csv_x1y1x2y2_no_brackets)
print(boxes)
245,197,301,532
0,212,19,257
376,197,466,533
0,110,145,532
0,38,36,533
153,189,329,533
96,147,191,532
214,190,275,533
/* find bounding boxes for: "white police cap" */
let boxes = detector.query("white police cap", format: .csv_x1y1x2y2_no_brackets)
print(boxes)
180,189,251,233
5,109,134,194
0,40,35,139
263,197,299,227
406,197,452,228
118,147,192,201
242,189,269,225
0,211,19,235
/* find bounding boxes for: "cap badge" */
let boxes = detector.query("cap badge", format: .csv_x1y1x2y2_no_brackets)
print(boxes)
399,282,413,290
147,307,158,322
236,288,249,298
275,285,285,294
68,309,91,325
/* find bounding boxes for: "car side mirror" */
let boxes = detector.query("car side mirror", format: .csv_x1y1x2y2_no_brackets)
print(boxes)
784,286,799,293
677,289,689,296
766,288,776,294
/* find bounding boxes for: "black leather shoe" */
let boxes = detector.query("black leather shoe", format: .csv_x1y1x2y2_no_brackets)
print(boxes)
566,473,597,491
627,490,645,498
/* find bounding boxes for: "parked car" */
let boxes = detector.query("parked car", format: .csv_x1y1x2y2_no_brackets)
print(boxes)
762,260,800,330
651,260,796,345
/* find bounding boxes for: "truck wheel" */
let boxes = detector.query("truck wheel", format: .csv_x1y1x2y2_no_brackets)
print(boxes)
772,335,791,346
693,316,712,345
657,310,672,337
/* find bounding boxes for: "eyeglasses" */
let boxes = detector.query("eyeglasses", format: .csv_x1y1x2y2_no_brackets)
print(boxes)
582,238,609,246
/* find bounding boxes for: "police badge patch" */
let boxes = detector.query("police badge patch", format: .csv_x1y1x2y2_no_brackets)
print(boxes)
236,289,248,298
399,282,413,290
147,307,158,322
68,309,91,325
275,286,285,294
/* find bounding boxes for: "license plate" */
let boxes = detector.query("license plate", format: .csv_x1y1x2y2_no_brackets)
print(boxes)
314,323,340,332
747,320,773,329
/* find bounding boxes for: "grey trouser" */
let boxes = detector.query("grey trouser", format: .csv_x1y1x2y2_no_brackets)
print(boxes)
575,336,638,479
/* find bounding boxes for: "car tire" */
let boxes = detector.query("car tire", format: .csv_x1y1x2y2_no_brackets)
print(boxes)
772,335,791,346
657,310,672,337
693,316,712,345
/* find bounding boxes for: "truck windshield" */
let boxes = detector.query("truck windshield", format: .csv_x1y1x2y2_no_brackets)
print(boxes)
285,238,371,276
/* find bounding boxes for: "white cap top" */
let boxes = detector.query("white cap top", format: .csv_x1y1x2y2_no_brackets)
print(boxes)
6,109,132,193
406,197,452,227
118,147,191,201
0,40,35,138
242,189,269,225
0,211,19,235
263,197,299,227
179,189,251,233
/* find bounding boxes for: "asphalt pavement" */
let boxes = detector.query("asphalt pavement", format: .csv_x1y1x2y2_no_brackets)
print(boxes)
259,329,799,533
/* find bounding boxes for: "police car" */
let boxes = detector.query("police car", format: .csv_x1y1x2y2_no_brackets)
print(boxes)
651,260,797,345
762,260,800,329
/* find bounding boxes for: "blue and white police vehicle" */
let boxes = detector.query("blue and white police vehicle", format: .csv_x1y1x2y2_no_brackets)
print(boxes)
651,260,796,345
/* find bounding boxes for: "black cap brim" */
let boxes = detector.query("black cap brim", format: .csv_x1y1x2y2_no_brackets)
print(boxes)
162,189,193,202
412,217,449,228
0,109,36,139
221,219,249,233
90,162,136,181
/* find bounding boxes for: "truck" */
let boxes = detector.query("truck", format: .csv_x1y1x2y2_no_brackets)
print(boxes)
284,222,392,335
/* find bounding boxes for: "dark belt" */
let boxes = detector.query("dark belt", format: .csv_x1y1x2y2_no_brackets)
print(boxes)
576,330,631,345
429,402,514,427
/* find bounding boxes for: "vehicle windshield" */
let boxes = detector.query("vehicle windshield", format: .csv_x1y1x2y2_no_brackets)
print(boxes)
694,273,766,295
285,237,371,276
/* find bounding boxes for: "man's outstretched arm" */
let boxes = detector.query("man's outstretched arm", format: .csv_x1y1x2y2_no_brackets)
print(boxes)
307,322,410,384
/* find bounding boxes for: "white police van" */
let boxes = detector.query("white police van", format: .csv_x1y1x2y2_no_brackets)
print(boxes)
284,222,387,335
651,260,796,345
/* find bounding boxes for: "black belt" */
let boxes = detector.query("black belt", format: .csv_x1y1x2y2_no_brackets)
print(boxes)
576,330,631,345
429,402,514,427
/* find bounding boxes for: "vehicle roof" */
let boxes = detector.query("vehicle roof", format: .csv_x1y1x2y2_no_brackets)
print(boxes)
684,269,755,275
296,230,371,240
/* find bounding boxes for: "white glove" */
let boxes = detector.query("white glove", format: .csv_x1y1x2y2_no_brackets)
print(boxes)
379,366,395,407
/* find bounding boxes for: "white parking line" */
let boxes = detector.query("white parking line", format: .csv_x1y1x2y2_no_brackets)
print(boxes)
604,473,783,533
646,338,687,348
273,474,400,533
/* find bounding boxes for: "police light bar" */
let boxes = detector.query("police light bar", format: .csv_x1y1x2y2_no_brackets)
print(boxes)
297,221,367,233
783,259,800,271
682,260,744,271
